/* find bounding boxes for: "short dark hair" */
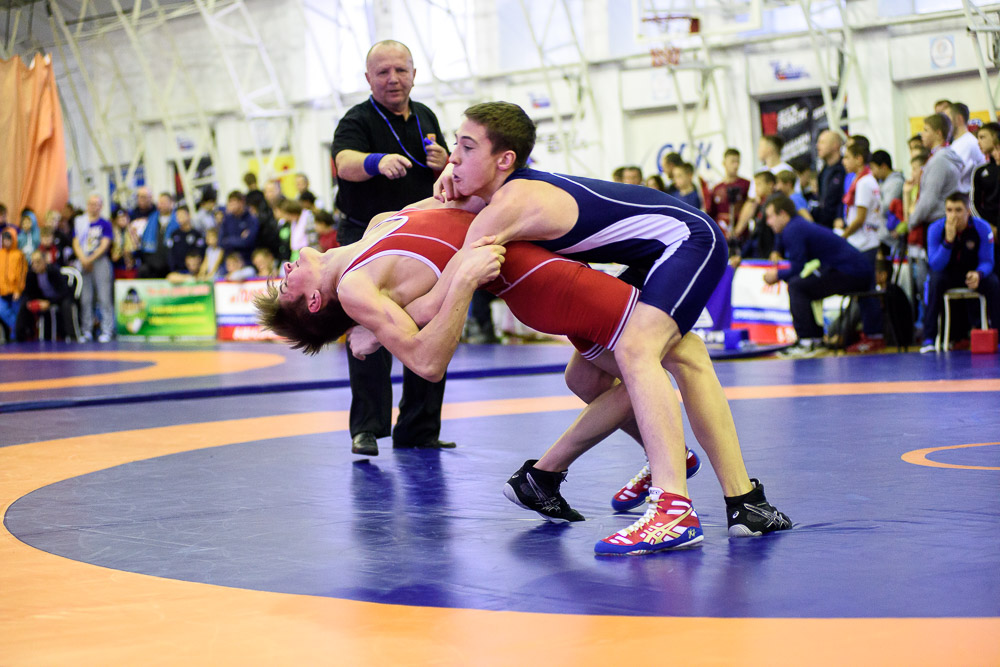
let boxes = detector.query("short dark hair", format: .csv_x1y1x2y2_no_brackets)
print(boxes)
979,122,1000,143
909,134,924,146
870,150,892,169
723,148,740,159
845,143,870,163
463,102,536,170
846,134,869,155
645,174,667,191
278,199,303,215
762,135,784,152
765,194,797,219
244,172,258,187
254,282,357,355
775,170,797,186
952,102,970,124
298,191,316,205
0,203,7,216
911,151,929,166
754,170,776,185
676,163,694,175
176,204,190,214
227,190,245,203
664,152,683,167
945,191,970,208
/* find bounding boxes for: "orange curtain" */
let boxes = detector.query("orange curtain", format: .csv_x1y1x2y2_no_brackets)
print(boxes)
0,54,69,224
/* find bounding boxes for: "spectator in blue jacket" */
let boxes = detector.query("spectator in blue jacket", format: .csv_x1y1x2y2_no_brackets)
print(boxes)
763,194,881,357
219,190,259,265
138,192,178,278
921,191,999,352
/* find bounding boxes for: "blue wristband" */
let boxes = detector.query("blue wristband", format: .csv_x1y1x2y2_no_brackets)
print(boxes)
364,153,386,176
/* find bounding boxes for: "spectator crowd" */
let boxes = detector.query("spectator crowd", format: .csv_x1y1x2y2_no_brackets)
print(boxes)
612,98,999,355
0,171,340,343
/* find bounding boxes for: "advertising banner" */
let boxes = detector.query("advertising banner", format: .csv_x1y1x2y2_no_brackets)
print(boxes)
115,280,216,340
214,279,282,341
730,260,796,344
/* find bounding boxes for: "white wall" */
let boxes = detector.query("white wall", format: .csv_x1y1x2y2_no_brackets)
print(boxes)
48,0,1000,211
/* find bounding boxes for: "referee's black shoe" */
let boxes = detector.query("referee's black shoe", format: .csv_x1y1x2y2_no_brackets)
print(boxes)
351,432,379,456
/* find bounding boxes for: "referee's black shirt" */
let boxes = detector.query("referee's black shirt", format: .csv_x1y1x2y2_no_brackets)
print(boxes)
332,97,448,228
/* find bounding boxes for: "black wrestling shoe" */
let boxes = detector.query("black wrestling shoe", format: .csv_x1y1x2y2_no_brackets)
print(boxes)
725,478,792,537
503,459,584,523
392,439,457,449
351,432,378,456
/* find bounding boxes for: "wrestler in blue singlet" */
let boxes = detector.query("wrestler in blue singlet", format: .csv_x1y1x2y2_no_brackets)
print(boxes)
507,168,728,334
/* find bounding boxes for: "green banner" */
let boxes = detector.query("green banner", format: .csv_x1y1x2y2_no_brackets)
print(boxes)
115,280,217,340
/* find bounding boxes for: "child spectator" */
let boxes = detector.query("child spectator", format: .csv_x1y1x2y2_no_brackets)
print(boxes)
706,148,750,234
734,171,778,260
313,210,339,251
670,163,703,210
0,227,28,342
37,228,60,267
842,143,883,267
168,205,205,273
645,174,667,192
276,199,313,261
110,208,139,278
198,227,225,281
775,170,813,221
18,210,39,255
252,247,280,279
220,251,257,282
167,250,205,284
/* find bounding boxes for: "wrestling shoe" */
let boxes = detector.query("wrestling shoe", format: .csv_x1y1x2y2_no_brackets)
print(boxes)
610,449,703,512
725,478,793,537
595,488,703,556
503,459,584,523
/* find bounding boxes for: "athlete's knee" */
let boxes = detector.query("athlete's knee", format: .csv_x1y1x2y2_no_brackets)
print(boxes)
564,353,614,402
662,333,712,376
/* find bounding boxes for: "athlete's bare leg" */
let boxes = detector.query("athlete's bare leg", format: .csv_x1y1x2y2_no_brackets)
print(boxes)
536,330,753,497
611,303,688,497
536,353,647,472
660,333,753,496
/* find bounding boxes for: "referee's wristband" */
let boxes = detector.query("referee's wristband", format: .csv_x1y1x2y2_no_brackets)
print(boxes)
364,153,386,176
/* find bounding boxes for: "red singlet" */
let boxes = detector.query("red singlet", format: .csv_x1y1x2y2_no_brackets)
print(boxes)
341,208,639,356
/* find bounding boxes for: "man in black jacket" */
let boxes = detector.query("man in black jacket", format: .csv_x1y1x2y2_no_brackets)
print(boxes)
16,250,76,341
814,129,846,229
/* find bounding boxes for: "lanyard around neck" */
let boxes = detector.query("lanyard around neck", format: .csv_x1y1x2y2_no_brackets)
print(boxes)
369,96,429,170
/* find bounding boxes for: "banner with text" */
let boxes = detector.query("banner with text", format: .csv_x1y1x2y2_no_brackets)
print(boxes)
214,279,282,341
115,280,216,340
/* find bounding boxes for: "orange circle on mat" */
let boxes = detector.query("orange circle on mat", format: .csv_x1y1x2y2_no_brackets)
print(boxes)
0,351,286,392
901,442,1000,471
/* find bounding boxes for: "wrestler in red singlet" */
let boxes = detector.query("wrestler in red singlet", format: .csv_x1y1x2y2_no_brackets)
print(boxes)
340,208,638,357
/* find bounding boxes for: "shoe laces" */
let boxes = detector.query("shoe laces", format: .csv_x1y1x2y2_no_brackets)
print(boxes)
617,495,661,536
626,463,651,488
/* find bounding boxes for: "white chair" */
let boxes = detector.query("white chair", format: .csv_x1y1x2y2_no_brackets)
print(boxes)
935,287,988,351
38,266,83,341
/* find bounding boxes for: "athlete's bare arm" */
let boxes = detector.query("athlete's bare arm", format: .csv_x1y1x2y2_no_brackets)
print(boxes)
460,180,578,248
337,244,505,381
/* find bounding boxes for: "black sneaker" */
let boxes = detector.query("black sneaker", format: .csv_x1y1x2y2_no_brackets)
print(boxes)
725,479,792,537
503,459,584,523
